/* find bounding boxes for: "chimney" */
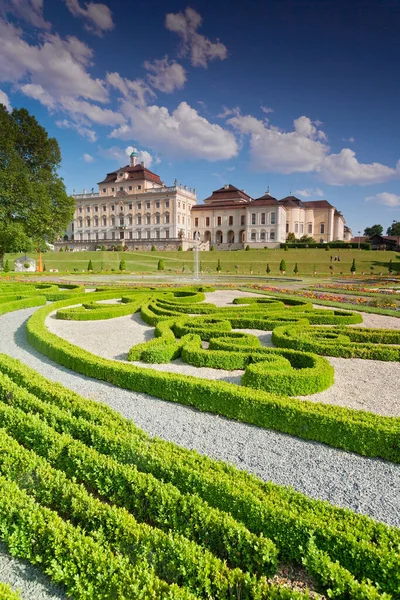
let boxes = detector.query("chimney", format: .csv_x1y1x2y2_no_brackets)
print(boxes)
141,161,145,167
224,184,229,189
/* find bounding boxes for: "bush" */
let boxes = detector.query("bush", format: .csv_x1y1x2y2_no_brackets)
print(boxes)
284,244,289,251
245,245,250,251
350,259,356,273
266,264,271,274
87,260,93,271
119,259,126,271
279,260,287,273
101,245,106,251
210,245,215,251
23,262,30,269
151,245,156,251
178,245,183,251
293,263,298,274
3,260,10,273
217,259,221,272
157,259,164,271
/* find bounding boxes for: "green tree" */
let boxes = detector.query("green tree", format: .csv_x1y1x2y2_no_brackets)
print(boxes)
364,224,383,237
151,245,156,251
286,232,296,242
245,245,250,251
266,263,271,274
0,106,75,269
87,260,93,271
279,259,287,273
388,259,393,272
157,259,164,271
119,259,126,271
216,259,221,272
284,244,289,251
178,245,183,251
350,258,356,273
299,235,314,244
293,263,298,273
387,221,400,236
3,260,9,272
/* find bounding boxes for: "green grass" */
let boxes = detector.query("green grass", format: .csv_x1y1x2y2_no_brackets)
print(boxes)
4,248,400,276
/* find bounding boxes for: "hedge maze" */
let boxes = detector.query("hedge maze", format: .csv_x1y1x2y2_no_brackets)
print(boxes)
0,282,398,598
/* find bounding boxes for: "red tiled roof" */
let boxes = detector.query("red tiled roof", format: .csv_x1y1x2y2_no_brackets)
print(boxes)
251,193,280,206
203,184,253,204
98,163,162,186
192,202,248,211
279,196,305,208
302,200,334,209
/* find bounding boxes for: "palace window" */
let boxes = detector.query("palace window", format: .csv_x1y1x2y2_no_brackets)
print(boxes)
300,223,304,234
78,218,83,227
86,206,90,212
251,213,256,225
229,216,233,226
137,185,142,190
286,223,289,233
137,215,142,225
112,232,115,240
251,232,256,241
156,201,160,209
206,217,210,227
241,215,245,226
129,203,132,210
86,218,90,227
102,188,106,193
155,213,160,224
270,231,275,240
270,212,276,225
155,230,160,239
111,216,115,226
94,206,98,212
195,218,199,227
79,207,82,213
129,231,133,239
320,223,325,234
217,216,222,226
111,188,114,192
261,213,266,225
147,231,151,239
165,200,169,208
94,217,98,227
165,212,170,224
137,231,142,240
165,231,170,239
111,205,115,211
102,217,106,226
128,186,132,191
308,223,313,234
137,202,142,210
128,215,133,225
120,217,124,226
182,216,185,224
146,202,150,209
260,231,266,241
120,187,123,191
102,205,106,211
146,214,151,225
295,222,299,233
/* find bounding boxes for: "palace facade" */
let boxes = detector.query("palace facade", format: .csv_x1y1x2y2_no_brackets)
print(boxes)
66,155,347,250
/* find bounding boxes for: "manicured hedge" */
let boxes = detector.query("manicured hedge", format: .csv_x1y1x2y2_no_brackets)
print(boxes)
0,388,278,577
272,324,400,361
0,429,273,599
0,476,193,599
0,354,398,596
0,583,21,600
56,298,145,321
25,296,400,463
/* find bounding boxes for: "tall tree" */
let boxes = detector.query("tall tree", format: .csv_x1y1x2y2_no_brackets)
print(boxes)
387,221,400,236
363,224,383,237
0,105,75,268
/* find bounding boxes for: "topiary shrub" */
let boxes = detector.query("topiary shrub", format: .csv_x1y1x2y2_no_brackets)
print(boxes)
217,259,221,272
3,260,10,272
293,263,298,274
87,260,93,271
245,245,250,251
279,260,287,273
119,259,126,271
350,259,356,273
266,264,271,274
157,259,164,271
178,245,183,252
151,245,156,251
24,262,31,269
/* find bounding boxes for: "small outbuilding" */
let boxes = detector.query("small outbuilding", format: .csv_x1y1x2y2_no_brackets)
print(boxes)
14,255,36,272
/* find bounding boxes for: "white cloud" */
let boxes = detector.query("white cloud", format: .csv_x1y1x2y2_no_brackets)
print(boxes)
110,100,238,162
342,136,355,143
261,105,274,114
106,72,155,105
0,20,108,102
56,118,97,142
1,0,51,29
144,56,186,93
320,149,400,185
20,83,56,108
365,192,400,207
0,88,11,111
227,113,328,173
165,7,227,68
59,97,124,125
295,188,324,198
217,105,240,119
83,152,94,162
64,0,114,36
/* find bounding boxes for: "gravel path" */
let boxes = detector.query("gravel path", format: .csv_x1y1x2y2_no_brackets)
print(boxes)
0,541,68,600
0,306,398,531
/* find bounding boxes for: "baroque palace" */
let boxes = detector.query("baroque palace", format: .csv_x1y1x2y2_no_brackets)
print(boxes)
66,150,349,250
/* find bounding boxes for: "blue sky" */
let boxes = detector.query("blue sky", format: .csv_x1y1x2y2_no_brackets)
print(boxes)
0,0,399,235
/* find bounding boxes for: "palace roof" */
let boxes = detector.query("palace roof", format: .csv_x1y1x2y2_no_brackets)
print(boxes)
203,184,253,204
98,163,162,186
251,192,280,206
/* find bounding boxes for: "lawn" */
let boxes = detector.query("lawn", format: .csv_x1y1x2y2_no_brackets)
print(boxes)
4,248,399,276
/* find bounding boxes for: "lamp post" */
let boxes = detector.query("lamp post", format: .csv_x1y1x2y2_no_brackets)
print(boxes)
358,231,361,250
